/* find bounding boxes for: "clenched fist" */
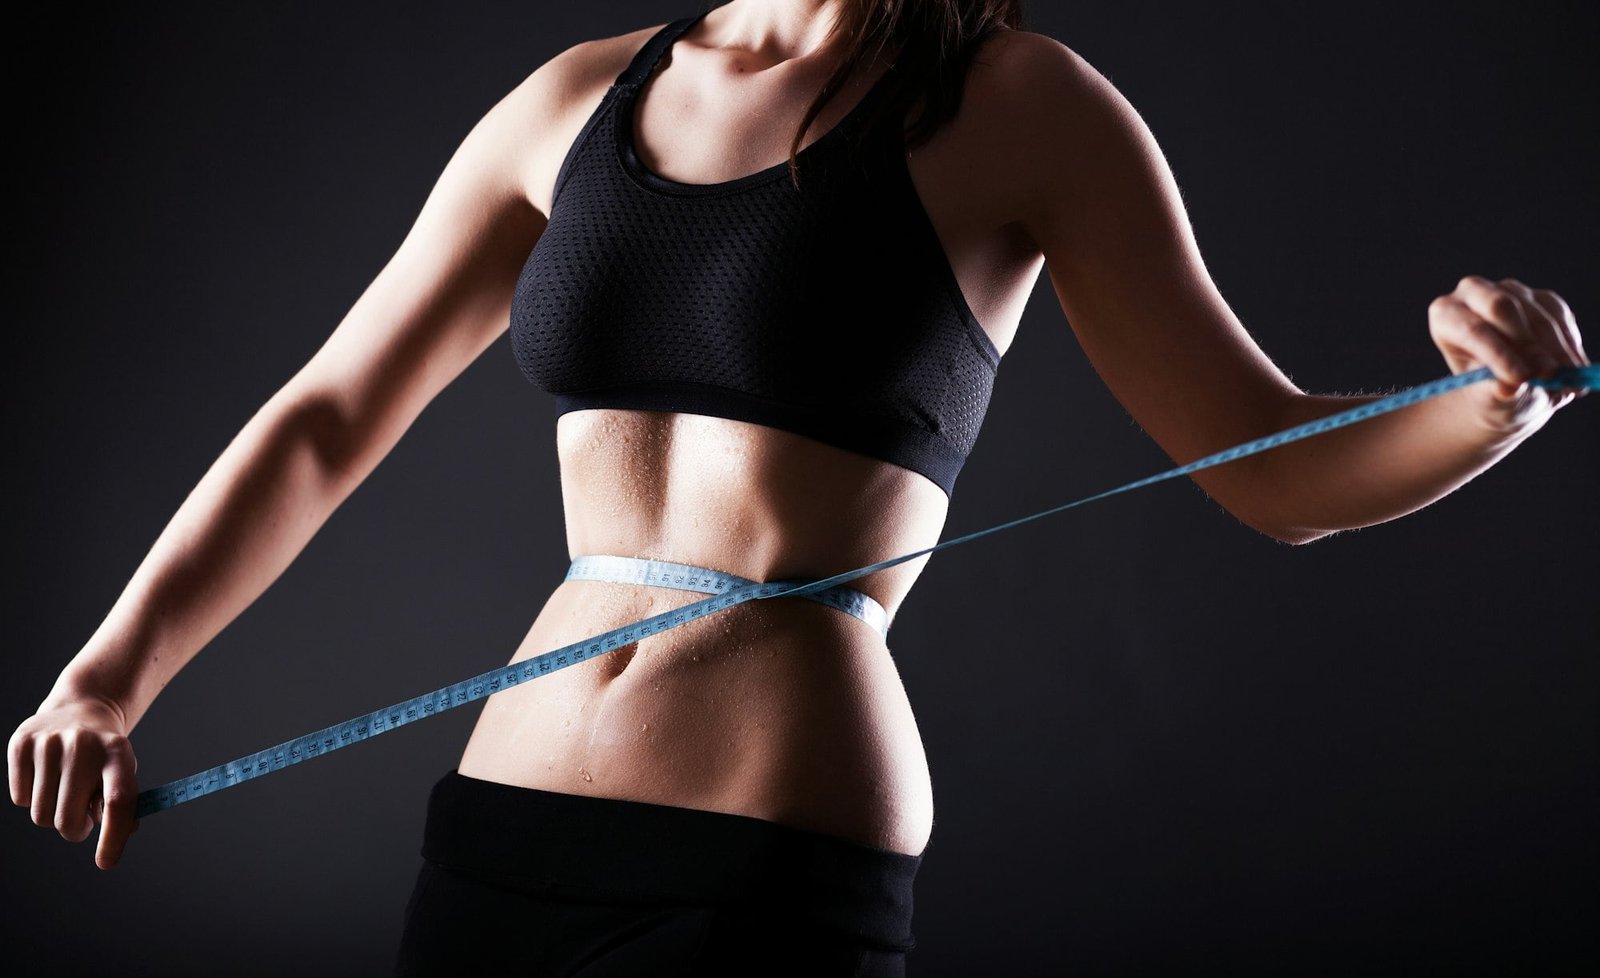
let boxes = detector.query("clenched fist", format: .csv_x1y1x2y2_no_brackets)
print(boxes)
9,693,141,870
1429,275,1589,431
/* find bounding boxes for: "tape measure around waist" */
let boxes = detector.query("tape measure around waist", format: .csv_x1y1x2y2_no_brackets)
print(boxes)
563,553,891,639
132,364,1597,818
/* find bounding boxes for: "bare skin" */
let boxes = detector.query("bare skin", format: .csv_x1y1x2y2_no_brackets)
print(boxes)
8,0,1587,869
451,10,1034,856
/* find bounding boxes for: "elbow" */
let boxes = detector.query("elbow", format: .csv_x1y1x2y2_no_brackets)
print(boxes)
1232,507,1332,546
1269,525,1333,546
293,396,355,474
272,389,362,487
1221,454,1337,546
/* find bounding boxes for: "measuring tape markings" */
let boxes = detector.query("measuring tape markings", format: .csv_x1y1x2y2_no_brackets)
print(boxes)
134,580,802,817
132,364,1598,818
563,552,891,638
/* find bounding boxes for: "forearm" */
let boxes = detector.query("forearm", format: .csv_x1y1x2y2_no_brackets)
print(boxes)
43,392,367,731
1245,381,1540,545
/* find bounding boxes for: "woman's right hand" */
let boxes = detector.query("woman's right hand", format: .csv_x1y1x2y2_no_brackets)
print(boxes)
8,693,141,870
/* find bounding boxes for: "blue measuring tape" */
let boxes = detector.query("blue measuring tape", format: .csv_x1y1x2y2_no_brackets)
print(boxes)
133,364,1597,818
562,552,891,639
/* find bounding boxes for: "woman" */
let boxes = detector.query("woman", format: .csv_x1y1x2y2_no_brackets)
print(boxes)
7,0,1588,974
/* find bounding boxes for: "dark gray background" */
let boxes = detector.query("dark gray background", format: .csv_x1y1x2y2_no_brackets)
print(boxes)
4,1,1595,975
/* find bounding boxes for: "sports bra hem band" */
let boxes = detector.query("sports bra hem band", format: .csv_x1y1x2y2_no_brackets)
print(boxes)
551,381,966,498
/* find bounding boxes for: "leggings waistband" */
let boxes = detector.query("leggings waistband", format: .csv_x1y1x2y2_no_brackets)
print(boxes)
419,769,921,951
564,553,890,639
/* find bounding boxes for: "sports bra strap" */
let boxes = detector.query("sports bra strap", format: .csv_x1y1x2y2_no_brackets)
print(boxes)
613,13,709,89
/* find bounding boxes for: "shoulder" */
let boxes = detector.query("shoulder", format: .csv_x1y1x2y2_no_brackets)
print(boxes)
964,29,1089,97
959,29,1133,136
494,23,661,136
942,29,1164,237
469,22,667,216
529,24,663,114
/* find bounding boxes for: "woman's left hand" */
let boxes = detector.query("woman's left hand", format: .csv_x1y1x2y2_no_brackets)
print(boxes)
1428,275,1589,433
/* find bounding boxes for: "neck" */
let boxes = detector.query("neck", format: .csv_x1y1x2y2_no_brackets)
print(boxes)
707,0,849,64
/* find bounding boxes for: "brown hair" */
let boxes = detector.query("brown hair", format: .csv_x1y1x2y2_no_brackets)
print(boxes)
699,0,1028,188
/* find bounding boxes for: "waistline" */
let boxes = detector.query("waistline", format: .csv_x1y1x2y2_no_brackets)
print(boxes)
564,553,890,639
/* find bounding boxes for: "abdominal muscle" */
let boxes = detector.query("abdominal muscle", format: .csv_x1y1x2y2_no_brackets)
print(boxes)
455,408,950,857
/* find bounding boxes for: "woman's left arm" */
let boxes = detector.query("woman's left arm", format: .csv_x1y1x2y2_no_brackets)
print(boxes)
996,34,1588,545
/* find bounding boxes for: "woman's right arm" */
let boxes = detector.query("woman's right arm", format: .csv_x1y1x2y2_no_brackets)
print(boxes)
4,41,605,869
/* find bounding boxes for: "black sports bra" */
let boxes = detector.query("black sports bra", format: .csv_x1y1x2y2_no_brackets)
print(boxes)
508,11,1001,498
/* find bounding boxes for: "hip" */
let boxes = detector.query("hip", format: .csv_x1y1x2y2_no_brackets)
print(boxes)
394,768,920,976
455,566,933,857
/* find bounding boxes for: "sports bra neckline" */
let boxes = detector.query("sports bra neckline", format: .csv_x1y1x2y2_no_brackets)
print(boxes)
613,12,903,198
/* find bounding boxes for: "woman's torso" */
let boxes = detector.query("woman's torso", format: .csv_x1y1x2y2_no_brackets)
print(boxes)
457,13,1047,858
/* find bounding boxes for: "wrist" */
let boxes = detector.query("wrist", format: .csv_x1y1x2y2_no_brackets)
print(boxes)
43,661,136,730
1465,377,1551,443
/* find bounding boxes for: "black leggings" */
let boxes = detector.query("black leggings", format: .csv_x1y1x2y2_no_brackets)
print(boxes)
391,769,922,977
